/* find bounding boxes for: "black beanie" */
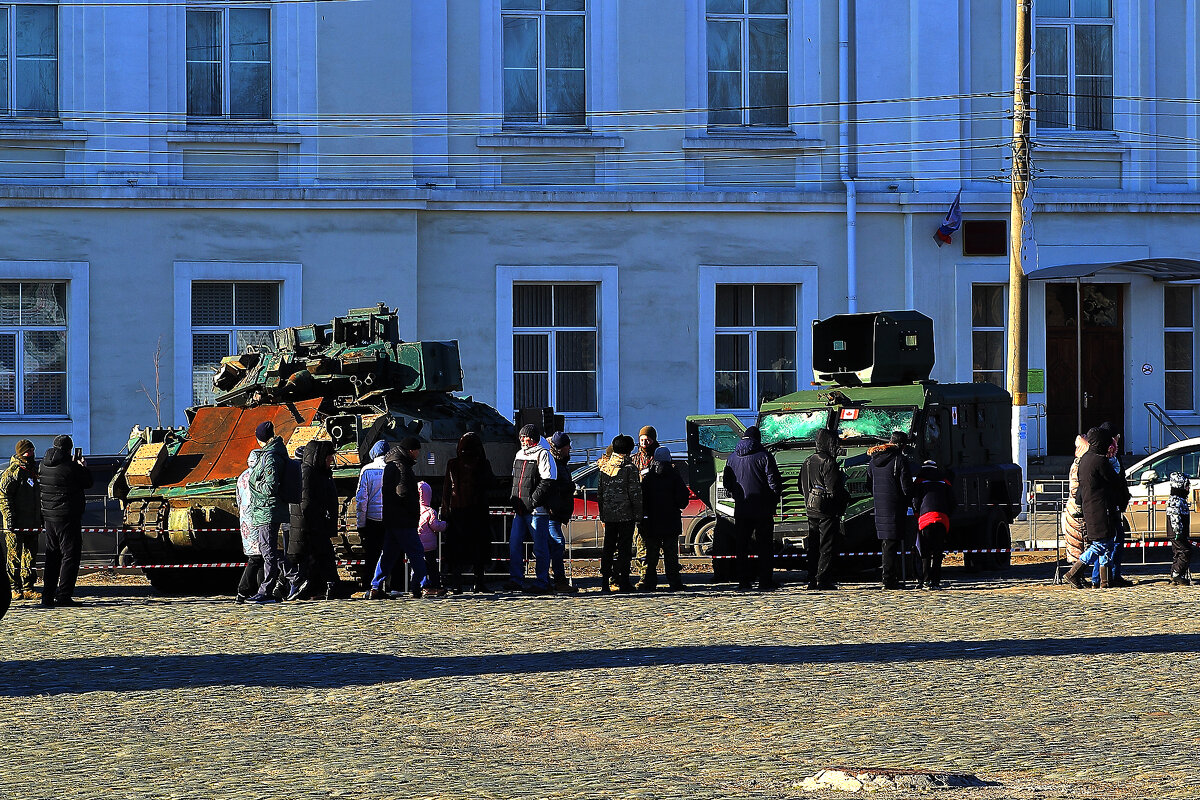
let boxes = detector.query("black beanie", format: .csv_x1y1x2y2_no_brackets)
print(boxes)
255,421,274,442
53,434,72,452
519,423,540,440
400,436,422,451
613,435,635,455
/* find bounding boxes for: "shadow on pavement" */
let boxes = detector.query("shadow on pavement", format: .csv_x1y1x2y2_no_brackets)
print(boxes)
3,633,1199,697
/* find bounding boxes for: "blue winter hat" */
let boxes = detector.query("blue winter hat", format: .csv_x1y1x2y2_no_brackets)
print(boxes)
653,446,672,464
369,440,388,460
254,421,274,442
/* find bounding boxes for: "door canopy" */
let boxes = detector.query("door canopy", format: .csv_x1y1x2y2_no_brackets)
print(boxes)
1025,258,1200,281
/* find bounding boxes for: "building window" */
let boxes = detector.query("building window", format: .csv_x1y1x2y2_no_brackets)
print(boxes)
501,0,585,128
0,4,57,117
714,283,796,410
0,281,67,416
512,283,597,413
706,0,788,128
186,6,271,119
190,281,278,405
972,284,1006,388
1165,285,1194,412
1035,0,1112,131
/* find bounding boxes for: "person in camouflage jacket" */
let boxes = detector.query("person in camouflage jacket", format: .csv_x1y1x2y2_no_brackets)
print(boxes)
1,439,41,600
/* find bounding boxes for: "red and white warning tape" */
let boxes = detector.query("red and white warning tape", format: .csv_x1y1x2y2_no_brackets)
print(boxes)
81,559,368,571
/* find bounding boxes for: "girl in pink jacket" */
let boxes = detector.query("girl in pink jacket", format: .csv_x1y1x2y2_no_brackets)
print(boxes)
418,481,448,592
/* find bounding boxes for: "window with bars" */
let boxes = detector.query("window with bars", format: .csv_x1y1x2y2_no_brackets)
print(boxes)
0,281,67,416
186,6,271,119
512,283,597,414
191,281,278,405
706,0,788,129
1164,285,1194,412
502,0,586,128
972,284,1006,388
1035,0,1112,132
714,284,796,410
0,4,58,117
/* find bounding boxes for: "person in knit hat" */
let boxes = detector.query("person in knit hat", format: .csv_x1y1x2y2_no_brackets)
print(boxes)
543,431,579,593
507,422,557,593
631,425,661,575
245,418,297,604
910,460,956,590
637,445,687,591
598,434,641,591
352,438,392,593
38,434,93,607
1,438,40,601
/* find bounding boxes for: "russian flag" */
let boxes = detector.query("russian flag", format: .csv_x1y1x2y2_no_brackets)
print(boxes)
934,191,962,247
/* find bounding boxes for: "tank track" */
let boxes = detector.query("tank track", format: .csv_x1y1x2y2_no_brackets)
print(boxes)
122,499,241,593
334,497,373,585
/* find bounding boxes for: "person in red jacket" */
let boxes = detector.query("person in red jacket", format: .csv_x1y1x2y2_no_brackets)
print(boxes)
910,460,956,590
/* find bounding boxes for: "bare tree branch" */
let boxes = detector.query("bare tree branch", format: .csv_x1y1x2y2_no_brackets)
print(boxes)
138,336,164,427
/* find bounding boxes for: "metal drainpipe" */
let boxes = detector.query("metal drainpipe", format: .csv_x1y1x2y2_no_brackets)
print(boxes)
839,0,857,313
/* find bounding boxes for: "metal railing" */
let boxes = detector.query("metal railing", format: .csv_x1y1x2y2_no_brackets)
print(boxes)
1145,402,1189,453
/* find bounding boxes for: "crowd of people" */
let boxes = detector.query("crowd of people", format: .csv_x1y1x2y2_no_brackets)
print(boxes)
2,418,1195,614
231,420,693,602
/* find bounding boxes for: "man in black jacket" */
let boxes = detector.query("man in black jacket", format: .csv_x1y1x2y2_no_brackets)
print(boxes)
38,434,93,607
800,428,849,590
369,437,433,599
1062,427,1130,589
723,426,782,591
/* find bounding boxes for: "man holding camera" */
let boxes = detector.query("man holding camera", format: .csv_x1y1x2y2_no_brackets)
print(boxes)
38,434,93,608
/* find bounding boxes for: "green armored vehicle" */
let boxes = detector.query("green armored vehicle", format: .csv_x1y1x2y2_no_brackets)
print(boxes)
109,304,517,591
687,311,1021,577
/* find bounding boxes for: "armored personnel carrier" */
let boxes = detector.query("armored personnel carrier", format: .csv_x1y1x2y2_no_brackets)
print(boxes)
687,310,1022,578
109,304,518,591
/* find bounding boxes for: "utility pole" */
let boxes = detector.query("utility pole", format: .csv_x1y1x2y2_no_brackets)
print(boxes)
1007,0,1032,473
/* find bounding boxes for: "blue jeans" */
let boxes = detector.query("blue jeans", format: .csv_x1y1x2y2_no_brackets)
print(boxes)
1079,538,1116,570
372,527,428,591
1091,527,1125,583
509,513,551,587
547,518,568,582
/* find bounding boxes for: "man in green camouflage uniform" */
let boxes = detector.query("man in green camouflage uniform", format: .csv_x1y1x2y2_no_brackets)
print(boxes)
1,439,41,600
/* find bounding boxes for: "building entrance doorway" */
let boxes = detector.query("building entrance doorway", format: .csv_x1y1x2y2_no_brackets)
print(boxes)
1045,283,1125,454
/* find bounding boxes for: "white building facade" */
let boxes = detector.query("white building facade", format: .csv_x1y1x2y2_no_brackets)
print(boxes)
0,0,1197,458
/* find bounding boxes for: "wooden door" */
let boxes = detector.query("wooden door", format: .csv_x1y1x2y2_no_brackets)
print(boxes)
1044,284,1125,454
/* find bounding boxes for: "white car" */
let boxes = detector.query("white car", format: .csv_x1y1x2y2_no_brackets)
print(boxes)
1122,438,1200,534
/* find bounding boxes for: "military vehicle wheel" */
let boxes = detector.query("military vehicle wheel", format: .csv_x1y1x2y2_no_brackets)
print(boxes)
145,567,242,595
987,511,1012,570
689,518,716,557
709,517,738,581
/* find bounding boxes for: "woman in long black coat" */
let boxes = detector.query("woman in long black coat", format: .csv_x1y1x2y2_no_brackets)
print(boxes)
866,432,913,588
290,440,342,599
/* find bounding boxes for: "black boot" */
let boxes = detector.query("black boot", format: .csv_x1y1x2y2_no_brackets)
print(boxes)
1062,559,1088,589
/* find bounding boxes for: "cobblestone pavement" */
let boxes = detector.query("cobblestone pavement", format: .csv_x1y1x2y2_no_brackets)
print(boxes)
2,561,1199,800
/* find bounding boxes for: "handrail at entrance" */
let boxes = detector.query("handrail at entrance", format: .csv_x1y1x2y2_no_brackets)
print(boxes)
1144,402,1188,453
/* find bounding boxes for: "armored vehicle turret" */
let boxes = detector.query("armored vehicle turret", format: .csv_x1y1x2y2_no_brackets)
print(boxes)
688,310,1021,578
110,304,519,592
